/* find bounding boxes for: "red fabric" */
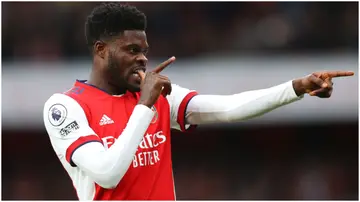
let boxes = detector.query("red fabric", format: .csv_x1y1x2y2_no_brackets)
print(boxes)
177,91,198,132
62,80,199,200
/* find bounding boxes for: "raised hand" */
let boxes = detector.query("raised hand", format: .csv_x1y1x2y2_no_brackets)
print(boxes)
137,57,176,108
293,71,354,98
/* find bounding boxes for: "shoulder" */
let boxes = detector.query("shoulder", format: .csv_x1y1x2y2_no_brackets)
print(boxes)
64,86,91,105
63,85,95,119
43,93,87,128
167,84,198,104
170,84,195,95
44,93,82,111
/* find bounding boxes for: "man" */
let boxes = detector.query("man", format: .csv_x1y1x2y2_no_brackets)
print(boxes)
43,3,354,200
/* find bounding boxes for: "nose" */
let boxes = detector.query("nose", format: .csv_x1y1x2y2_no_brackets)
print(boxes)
137,54,148,67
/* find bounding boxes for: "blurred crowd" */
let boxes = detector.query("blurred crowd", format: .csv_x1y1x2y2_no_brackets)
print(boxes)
2,2,358,62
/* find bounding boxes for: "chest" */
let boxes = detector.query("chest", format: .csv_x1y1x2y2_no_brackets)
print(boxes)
85,95,171,149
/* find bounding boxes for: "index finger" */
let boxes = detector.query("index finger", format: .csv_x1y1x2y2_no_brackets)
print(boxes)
138,71,145,81
326,71,354,78
152,56,176,73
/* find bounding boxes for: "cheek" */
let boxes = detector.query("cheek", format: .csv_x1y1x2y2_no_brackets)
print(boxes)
109,55,124,72
121,56,136,74
109,50,134,77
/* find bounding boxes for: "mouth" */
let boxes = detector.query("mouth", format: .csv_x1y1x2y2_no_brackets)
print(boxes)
130,66,146,84
133,66,146,74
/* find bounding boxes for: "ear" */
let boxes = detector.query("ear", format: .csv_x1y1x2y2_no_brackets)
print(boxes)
94,41,107,59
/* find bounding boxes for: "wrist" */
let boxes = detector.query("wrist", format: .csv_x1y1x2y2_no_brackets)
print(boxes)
292,79,306,96
138,100,153,109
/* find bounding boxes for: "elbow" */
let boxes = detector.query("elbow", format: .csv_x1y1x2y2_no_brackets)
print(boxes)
89,162,125,189
225,106,255,123
97,181,118,189
94,172,122,189
224,110,241,123
221,105,241,123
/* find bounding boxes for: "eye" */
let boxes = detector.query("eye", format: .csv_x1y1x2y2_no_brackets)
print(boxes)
129,47,140,54
127,45,149,55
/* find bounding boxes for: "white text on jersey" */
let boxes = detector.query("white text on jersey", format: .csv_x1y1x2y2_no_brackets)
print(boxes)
101,131,166,168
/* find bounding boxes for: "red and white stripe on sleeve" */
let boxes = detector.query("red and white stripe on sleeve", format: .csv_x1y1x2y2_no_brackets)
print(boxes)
166,84,198,132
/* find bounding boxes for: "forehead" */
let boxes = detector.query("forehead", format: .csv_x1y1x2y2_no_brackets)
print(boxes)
115,30,148,46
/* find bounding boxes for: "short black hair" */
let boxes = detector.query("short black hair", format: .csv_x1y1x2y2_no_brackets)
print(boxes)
85,3,147,47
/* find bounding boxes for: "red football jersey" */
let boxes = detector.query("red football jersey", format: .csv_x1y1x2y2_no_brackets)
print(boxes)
43,80,198,200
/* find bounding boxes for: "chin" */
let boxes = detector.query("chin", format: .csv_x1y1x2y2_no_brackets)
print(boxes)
127,83,141,93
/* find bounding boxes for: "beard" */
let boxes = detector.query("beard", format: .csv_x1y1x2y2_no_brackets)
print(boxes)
106,53,141,94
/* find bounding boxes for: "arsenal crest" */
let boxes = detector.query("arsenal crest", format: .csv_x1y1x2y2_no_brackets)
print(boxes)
151,106,158,124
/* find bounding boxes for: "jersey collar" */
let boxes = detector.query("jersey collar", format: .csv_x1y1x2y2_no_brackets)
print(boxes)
75,80,125,97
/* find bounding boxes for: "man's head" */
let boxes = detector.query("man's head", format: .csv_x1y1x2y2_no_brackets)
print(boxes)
85,3,148,93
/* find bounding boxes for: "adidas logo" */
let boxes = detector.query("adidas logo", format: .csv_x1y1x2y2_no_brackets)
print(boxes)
99,114,114,126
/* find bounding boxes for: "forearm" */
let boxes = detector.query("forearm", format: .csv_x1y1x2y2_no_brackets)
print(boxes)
186,80,303,124
72,104,154,189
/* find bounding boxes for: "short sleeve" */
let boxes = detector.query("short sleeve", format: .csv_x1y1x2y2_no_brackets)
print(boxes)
43,93,103,167
166,84,198,132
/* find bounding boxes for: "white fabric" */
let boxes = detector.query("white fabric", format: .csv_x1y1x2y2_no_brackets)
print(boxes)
44,94,99,200
185,80,303,124
44,93,154,195
166,84,196,130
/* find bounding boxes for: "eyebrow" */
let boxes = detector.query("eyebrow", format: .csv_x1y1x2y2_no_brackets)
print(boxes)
126,44,149,51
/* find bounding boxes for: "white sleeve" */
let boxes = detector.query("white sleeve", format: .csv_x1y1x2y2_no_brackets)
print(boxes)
44,93,154,189
166,84,198,132
185,80,304,124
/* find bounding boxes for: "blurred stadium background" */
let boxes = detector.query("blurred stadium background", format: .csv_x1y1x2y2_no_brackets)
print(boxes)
2,2,358,200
